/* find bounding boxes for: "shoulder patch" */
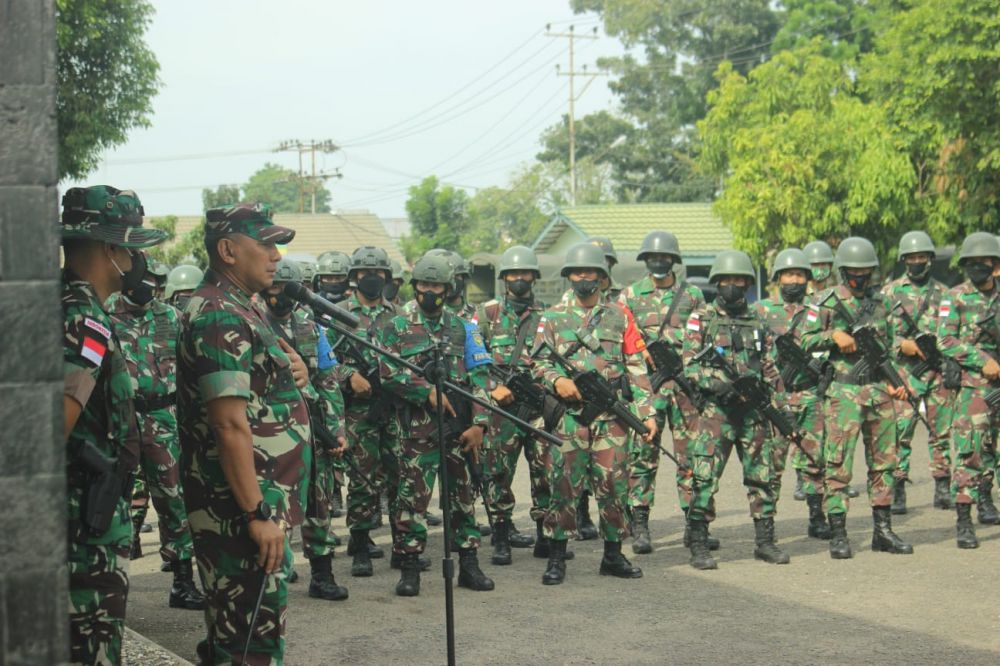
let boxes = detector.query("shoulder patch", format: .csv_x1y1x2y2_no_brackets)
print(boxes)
686,313,700,331
806,305,819,323
80,336,107,367
537,316,546,335
84,317,111,340
938,300,952,318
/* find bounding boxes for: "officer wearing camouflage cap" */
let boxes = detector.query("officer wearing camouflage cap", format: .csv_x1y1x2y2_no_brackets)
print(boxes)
60,185,166,664
176,202,310,663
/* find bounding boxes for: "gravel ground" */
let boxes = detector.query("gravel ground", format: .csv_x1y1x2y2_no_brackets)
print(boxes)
122,628,191,665
126,427,1000,665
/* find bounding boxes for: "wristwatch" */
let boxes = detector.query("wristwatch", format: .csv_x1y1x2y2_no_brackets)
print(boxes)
240,501,272,525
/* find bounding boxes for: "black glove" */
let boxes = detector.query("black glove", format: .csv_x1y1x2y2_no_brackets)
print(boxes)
708,379,739,406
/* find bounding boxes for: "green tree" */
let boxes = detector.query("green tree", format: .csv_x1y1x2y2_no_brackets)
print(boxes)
401,176,472,260
861,0,1000,243
146,215,207,269
56,0,160,179
201,184,241,211
770,0,886,63
467,164,551,251
698,41,915,261
242,162,331,213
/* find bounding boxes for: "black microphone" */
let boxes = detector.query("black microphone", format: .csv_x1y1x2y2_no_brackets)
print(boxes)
283,282,360,329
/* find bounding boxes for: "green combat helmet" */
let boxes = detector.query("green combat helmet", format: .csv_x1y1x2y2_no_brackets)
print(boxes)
637,231,682,263
958,232,1000,262
770,248,812,281
709,250,756,284
273,257,304,284
498,245,541,278
349,245,392,277
390,259,404,282
561,242,609,277
60,185,167,248
803,240,835,265
588,236,619,268
298,260,317,285
149,260,170,283
164,264,204,300
411,252,455,287
836,237,879,269
898,231,936,258
314,250,351,287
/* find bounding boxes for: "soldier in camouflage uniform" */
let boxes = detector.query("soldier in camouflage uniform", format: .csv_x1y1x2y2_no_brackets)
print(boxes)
177,203,312,664
882,231,957,514
804,240,837,295
754,249,832,540
377,253,495,597
314,251,352,303
384,258,406,305
937,232,1000,548
164,264,203,312
475,245,553,566
800,237,914,559
533,242,656,585
60,185,167,664
336,246,411,578
620,231,711,554
260,258,350,600
683,251,790,569
107,259,205,610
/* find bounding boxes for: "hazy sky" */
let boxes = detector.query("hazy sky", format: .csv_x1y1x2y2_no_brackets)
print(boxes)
67,0,626,219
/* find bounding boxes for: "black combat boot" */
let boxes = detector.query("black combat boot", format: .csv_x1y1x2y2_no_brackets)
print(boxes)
891,480,907,515
532,520,574,560
347,532,384,559
395,553,421,597
576,491,598,540
793,470,806,501
828,513,852,559
457,549,494,591
976,478,1000,525
683,519,721,551
130,515,144,559
753,518,791,564
168,560,206,610
508,521,535,548
389,550,431,571
425,511,443,526
541,539,567,585
630,506,653,555
491,519,512,565
871,507,914,554
287,567,299,583
933,476,953,510
600,540,643,578
331,487,345,518
686,519,718,570
956,503,979,549
308,554,349,600
846,485,860,498
806,495,832,540
160,560,171,573
350,529,373,577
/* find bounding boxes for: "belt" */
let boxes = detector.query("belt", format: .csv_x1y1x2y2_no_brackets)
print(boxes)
833,371,876,386
134,393,175,412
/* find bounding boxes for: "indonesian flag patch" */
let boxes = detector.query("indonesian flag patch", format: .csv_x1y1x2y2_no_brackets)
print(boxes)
806,305,819,323
537,317,546,335
686,313,700,331
938,300,952,318
81,336,107,367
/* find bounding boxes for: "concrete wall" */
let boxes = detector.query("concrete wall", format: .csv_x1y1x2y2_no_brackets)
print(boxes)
0,1,68,663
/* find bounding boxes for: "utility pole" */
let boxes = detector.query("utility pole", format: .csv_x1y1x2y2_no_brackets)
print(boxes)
546,24,602,205
275,139,342,213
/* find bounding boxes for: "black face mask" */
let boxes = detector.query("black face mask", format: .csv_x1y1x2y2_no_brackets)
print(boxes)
125,277,156,306
645,259,674,279
115,250,147,293
383,281,401,301
357,274,386,301
843,272,871,293
906,261,931,282
571,279,600,299
506,278,533,299
264,289,295,317
780,283,807,303
964,261,994,286
319,282,349,302
416,288,444,314
717,284,747,313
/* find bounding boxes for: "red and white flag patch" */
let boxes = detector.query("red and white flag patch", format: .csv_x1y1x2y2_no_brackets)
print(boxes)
83,317,111,339
81,336,107,367
537,317,546,335
806,305,819,323
938,300,952,318
686,313,700,331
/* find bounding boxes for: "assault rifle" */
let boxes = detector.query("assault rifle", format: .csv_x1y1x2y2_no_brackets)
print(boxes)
333,336,390,425
306,400,378,493
822,292,930,429
646,339,706,411
774,333,825,390
691,345,811,464
891,301,942,378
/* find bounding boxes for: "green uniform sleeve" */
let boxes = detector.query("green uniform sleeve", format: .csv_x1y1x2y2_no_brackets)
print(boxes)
187,309,253,401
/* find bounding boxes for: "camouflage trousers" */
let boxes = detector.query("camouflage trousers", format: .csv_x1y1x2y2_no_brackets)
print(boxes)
949,386,998,504
131,409,194,562
484,411,550,523
687,406,773,523
190,517,292,665
345,406,400,531
543,415,630,542
393,435,481,554
301,446,339,559
769,391,825,501
894,378,955,481
823,381,899,515
661,389,708,515
69,498,131,666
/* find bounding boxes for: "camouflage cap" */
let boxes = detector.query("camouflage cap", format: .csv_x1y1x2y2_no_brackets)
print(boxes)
60,185,167,249
204,202,294,244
